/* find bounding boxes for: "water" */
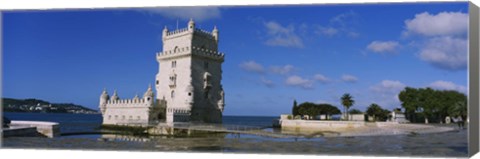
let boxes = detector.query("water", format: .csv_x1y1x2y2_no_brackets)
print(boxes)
2,112,468,157
4,112,103,134
3,112,276,133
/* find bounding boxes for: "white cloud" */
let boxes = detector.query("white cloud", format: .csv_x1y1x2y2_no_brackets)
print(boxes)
269,65,295,75
239,61,265,74
285,75,314,89
341,74,358,83
313,74,331,83
260,77,275,88
419,36,467,70
403,11,468,37
428,80,467,93
330,11,357,27
264,21,304,48
370,80,406,93
315,26,339,36
143,7,221,21
313,11,360,38
347,32,360,38
366,41,400,53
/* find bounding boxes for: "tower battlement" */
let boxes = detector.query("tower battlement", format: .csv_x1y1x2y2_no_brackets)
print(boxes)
107,98,148,105
164,28,216,40
156,46,224,61
162,19,219,46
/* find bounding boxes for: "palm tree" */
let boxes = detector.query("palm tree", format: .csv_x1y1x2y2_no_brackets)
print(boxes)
341,93,355,120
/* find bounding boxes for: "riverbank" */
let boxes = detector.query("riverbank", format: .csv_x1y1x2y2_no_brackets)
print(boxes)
278,119,457,137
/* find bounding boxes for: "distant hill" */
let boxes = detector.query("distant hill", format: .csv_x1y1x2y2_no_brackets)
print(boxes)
2,98,99,114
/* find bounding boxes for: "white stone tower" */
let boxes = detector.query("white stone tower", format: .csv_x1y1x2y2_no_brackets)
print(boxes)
156,19,225,123
99,88,109,114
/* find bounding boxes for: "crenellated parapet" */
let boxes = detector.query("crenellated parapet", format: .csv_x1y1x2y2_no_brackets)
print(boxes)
106,98,151,107
193,28,216,40
165,28,189,36
100,85,155,111
163,27,216,39
156,46,224,61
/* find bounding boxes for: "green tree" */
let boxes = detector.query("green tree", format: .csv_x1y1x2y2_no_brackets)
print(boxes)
366,103,390,121
296,102,341,120
398,87,420,122
318,103,341,120
297,102,316,119
366,103,382,121
448,99,467,119
292,99,299,116
341,93,355,120
398,87,467,123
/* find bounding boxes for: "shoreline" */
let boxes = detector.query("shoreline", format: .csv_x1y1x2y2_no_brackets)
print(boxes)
277,119,459,138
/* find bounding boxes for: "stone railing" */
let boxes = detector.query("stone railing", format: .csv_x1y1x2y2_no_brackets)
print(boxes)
9,120,60,138
164,27,215,39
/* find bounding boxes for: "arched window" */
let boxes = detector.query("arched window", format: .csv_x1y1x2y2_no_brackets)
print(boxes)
174,46,179,53
171,91,175,99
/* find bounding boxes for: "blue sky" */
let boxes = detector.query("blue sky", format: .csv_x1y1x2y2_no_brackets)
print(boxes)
3,2,469,116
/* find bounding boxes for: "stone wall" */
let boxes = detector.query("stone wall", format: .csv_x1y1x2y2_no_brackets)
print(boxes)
8,120,60,138
280,119,368,131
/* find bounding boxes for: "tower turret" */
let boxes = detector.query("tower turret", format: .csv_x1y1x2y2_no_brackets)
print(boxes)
99,88,109,114
111,89,119,101
212,26,219,43
133,94,139,101
188,18,195,30
143,84,154,104
162,26,169,41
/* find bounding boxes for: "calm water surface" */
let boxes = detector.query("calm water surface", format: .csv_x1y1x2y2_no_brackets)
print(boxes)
2,112,468,157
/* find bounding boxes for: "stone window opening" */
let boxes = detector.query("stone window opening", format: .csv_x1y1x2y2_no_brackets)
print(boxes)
171,61,177,68
174,46,179,53
204,61,209,69
171,91,175,99
169,74,177,87
203,72,212,90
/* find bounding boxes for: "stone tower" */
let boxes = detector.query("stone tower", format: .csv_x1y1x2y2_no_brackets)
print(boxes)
99,89,109,114
156,19,225,123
